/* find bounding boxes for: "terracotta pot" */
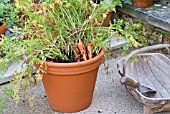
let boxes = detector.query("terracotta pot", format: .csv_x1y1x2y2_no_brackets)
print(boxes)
102,12,113,27
36,49,105,112
153,0,160,2
0,25,7,36
131,0,153,8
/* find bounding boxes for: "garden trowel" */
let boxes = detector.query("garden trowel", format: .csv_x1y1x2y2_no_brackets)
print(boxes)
118,70,157,96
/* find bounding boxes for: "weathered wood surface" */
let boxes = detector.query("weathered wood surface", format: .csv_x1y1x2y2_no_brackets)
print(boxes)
143,106,155,114
126,53,170,99
117,44,170,114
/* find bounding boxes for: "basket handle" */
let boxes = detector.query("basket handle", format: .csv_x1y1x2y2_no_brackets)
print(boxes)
121,44,170,76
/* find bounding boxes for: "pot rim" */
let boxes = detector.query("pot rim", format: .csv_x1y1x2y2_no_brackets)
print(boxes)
44,49,105,68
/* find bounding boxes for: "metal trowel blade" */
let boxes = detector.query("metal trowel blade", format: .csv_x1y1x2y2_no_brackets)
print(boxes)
138,85,157,97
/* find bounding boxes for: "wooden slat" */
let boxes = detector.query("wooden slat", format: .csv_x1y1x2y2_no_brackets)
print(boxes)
143,55,170,98
156,54,170,64
149,54,170,79
147,56,170,98
126,57,155,88
135,56,154,87
126,61,135,79
133,56,163,98
139,55,163,98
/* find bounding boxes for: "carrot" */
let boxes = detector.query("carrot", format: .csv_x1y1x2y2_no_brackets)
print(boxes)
31,3,42,11
73,45,80,62
77,42,87,61
87,42,93,59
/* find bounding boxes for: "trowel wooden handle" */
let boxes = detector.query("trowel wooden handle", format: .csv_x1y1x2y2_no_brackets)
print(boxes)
120,77,140,88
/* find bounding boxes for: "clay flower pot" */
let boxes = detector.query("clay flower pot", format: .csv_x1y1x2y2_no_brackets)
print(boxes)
0,24,7,36
102,12,113,27
131,0,153,8
36,49,105,112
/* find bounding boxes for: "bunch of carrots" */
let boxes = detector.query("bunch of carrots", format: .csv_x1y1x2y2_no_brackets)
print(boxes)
73,42,93,62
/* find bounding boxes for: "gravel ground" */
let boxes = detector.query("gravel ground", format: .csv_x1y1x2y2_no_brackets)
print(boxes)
0,56,170,114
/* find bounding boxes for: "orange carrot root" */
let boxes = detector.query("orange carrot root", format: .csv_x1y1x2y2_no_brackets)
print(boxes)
87,42,93,59
73,45,80,62
31,3,42,11
77,42,87,61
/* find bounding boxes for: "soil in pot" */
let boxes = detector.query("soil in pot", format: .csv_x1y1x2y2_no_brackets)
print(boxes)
131,0,153,8
36,49,105,113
